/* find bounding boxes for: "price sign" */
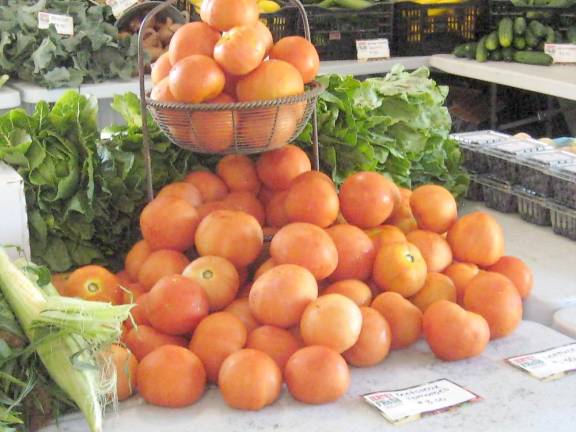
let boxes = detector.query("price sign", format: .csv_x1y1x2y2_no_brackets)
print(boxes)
363,379,481,425
544,44,576,64
507,342,576,381
356,39,390,61
107,0,139,19
38,12,74,36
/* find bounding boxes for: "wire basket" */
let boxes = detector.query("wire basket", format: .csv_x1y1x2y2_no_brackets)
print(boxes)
137,0,324,199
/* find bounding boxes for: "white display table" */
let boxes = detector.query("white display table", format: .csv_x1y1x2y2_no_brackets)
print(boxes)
430,54,576,102
553,307,576,339
319,56,430,76
462,202,576,325
40,321,575,432
0,86,21,113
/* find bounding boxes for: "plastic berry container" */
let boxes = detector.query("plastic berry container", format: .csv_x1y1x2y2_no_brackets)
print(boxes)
549,203,576,241
518,150,576,197
485,138,553,184
552,164,576,210
477,175,517,213
466,175,484,201
514,187,550,226
451,130,511,174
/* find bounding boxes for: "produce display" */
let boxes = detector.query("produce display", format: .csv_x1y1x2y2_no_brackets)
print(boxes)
301,0,383,9
36,144,534,430
296,66,469,198
0,74,7,89
0,0,140,88
453,16,576,64
0,92,205,273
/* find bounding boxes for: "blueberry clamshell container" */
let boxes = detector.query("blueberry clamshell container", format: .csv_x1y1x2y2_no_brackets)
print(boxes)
551,163,576,210
514,187,551,226
549,202,576,241
476,175,517,213
451,130,511,174
517,150,576,198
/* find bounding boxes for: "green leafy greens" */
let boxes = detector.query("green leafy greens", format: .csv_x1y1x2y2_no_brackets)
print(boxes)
297,66,469,198
0,92,203,273
0,0,140,88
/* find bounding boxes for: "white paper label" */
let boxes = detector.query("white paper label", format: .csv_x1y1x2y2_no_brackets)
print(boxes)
507,343,576,381
544,44,576,64
38,12,74,36
356,39,390,61
106,0,139,19
363,379,481,424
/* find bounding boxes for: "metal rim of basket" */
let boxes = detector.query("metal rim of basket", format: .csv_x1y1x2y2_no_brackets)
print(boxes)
137,0,321,201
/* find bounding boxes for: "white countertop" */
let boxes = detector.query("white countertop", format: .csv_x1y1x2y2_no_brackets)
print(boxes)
553,307,576,338
0,85,21,110
462,202,576,325
319,56,430,76
40,321,576,432
430,54,576,101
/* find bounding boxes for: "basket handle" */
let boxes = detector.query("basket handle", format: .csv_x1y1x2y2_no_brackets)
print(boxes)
137,0,318,201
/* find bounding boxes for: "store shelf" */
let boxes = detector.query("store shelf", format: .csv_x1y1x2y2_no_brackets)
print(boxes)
463,202,576,326
80,77,152,99
0,86,21,110
553,306,576,339
430,54,576,102
9,80,79,104
319,56,430,76
40,321,575,432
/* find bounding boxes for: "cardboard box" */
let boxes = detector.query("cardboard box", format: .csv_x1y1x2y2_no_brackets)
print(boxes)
0,163,30,260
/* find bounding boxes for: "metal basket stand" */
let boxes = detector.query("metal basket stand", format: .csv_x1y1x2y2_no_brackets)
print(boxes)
137,0,323,201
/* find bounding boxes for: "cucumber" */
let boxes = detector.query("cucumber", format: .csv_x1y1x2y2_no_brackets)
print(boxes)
555,31,563,44
567,26,576,44
545,26,555,43
513,51,553,65
525,28,539,48
513,37,526,50
485,32,500,51
453,43,469,58
538,41,546,51
476,36,489,62
514,17,527,35
529,20,546,38
498,17,513,48
490,49,503,61
465,43,478,59
501,47,515,62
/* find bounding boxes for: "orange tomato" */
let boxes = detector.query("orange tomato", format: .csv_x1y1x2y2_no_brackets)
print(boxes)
183,256,240,311
409,272,457,313
339,172,399,229
284,174,339,228
249,264,318,328
216,154,261,194
406,230,453,273
342,307,391,367
190,93,236,153
256,144,311,191
254,257,276,281
140,196,200,252
51,272,70,295
464,272,522,339
201,0,259,32
443,262,480,305
150,77,177,103
169,55,225,103
371,292,422,349
137,345,206,407
102,345,138,401
195,210,263,267
157,182,203,208
125,240,152,282
218,349,282,410
257,186,276,207
323,279,373,307
184,171,229,203
145,275,209,335
223,191,266,226
124,292,150,330
326,224,375,281
447,211,505,268
254,20,274,54
137,249,189,292
270,223,338,280
236,60,304,102
423,300,490,361
285,346,350,404
246,325,303,370
265,191,290,228
487,256,533,299
410,184,457,233
124,325,188,361
197,200,227,222
224,298,260,332
214,26,267,76
270,36,320,84
372,242,427,297
366,224,407,250
237,105,301,149
168,22,220,65
189,312,247,382
66,265,122,304
300,294,363,353
151,52,172,84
